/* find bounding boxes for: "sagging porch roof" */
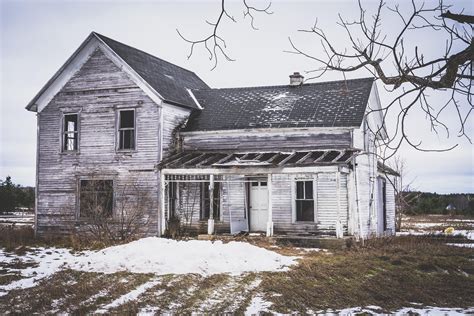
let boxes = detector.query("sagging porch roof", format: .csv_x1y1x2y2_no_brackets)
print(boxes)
158,149,359,170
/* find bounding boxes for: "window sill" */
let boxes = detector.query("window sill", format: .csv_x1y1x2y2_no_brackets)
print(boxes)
116,150,137,157
59,151,80,155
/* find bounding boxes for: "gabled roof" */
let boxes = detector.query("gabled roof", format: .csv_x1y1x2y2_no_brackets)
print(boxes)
184,78,374,132
26,32,208,112
94,33,208,109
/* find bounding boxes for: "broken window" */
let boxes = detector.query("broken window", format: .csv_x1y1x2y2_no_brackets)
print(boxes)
118,110,135,150
296,180,314,221
200,182,220,220
63,114,78,151
79,180,113,218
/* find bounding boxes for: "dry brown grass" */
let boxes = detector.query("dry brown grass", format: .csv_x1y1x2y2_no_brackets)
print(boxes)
259,236,474,313
0,269,153,314
0,233,472,313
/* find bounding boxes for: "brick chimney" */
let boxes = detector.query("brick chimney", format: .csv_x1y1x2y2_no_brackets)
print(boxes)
289,72,304,86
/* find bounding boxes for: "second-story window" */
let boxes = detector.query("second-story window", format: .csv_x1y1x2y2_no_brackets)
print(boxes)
118,109,135,150
63,114,78,152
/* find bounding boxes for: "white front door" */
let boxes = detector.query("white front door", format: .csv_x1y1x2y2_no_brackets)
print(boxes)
249,180,269,232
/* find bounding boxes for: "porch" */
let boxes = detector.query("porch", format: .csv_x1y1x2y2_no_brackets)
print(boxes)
158,149,359,238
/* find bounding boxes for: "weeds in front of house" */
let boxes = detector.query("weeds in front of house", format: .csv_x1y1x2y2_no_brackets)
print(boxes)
259,236,474,313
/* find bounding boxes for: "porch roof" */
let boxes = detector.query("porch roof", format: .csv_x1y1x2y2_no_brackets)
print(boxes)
158,149,359,170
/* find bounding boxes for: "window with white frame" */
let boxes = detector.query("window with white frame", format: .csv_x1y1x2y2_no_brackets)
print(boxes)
63,114,78,152
118,109,135,150
295,180,314,221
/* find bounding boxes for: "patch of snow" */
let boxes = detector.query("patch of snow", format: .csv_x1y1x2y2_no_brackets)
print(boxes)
295,247,326,253
95,278,161,313
245,294,272,315
71,238,297,276
446,243,474,248
271,92,288,101
0,247,86,295
0,238,296,297
394,306,472,315
320,306,473,315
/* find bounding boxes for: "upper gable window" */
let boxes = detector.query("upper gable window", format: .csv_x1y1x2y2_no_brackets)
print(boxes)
118,109,135,150
63,114,78,152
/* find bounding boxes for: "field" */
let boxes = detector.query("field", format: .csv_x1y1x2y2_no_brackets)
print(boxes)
0,215,473,314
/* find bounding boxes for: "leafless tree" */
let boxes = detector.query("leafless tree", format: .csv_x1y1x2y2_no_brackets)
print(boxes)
177,0,272,70
179,0,472,157
77,177,151,243
387,156,420,231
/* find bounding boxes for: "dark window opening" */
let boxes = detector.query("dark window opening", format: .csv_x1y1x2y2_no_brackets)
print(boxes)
63,114,78,151
168,182,177,219
296,180,314,221
118,110,135,150
79,180,113,218
200,182,220,220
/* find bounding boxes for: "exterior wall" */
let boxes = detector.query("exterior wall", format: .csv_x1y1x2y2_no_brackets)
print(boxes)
161,104,191,159
181,128,352,152
36,47,162,236
169,170,350,236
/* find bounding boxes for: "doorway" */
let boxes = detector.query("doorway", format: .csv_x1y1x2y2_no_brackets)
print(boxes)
249,180,268,232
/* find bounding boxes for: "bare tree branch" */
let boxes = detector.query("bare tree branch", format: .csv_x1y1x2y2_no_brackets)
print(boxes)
177,0,271,70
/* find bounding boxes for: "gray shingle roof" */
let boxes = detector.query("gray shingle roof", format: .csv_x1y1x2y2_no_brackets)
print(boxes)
184,78,374,131
95,32,209,109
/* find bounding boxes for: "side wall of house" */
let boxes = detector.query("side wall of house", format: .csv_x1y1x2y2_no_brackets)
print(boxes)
36,47,162,236
351,83,393,238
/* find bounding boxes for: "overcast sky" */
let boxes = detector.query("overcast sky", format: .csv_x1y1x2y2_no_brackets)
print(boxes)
1,0,472,193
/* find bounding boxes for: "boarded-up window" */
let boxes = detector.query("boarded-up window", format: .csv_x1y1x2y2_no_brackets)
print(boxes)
63,114,78,151
200,182,220,220
296,180,314,221
79,180,113,218
118,110,135,150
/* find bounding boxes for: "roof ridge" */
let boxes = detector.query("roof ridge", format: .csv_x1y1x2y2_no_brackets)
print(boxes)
192,77,375,92
92,32,200,77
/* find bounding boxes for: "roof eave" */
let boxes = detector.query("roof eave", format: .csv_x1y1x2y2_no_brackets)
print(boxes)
25,32,98,112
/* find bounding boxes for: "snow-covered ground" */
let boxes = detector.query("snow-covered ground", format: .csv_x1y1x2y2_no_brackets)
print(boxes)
398,215,474,248
0,237,297,296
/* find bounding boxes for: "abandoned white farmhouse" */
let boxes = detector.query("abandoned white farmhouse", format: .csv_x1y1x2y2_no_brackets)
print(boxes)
27,32,398,238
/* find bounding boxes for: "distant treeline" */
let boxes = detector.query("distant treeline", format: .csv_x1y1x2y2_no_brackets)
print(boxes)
402,191,474,216
0,176,35,214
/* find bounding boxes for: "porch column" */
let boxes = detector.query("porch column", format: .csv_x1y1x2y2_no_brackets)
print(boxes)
266,174,274,237
160,173,166,236
335,171,343,238
208,174,215,235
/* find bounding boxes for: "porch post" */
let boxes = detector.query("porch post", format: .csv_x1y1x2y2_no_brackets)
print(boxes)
266,174,274,237
208,174,215,235
335,171,343,238
160,173,166,236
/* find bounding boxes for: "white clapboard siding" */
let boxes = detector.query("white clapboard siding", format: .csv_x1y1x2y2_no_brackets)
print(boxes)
182,129,352,152
36,48,161,235
316,173,349,232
